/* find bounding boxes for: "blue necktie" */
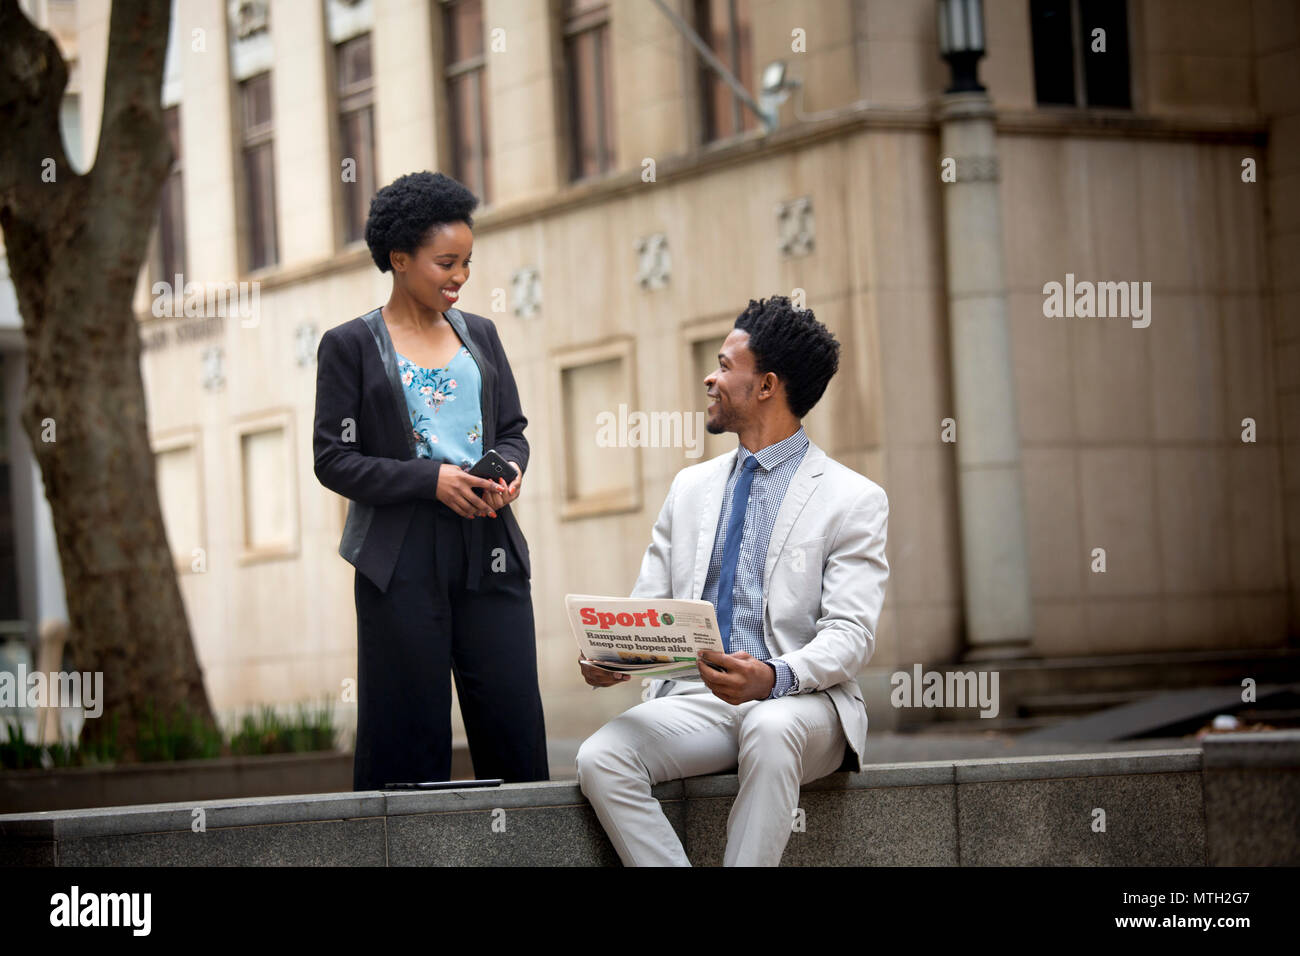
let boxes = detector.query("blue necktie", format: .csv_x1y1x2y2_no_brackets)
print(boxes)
716,454,760,653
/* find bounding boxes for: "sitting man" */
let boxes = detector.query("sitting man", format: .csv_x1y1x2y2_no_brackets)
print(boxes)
576,296,890,866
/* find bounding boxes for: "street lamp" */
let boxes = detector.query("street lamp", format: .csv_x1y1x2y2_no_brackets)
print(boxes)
937,0,986,93
759,61,800,131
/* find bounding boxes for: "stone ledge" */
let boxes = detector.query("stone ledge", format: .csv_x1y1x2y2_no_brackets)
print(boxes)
0,790,386,841
951,748,1202,783
1202,730,1300,769
2,735,1295,865
383,780,683,816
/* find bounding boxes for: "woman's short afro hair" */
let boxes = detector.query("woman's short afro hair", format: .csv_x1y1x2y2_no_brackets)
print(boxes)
733,296,840,419
364,171,479,273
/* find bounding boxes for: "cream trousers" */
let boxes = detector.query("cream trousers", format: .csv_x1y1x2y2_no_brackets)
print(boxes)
576,681,847,866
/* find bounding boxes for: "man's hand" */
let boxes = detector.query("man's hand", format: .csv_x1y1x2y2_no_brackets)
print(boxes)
697,649,775,704
579,654,631,688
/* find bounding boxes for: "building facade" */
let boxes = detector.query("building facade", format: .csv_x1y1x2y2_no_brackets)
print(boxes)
3,0,1297,749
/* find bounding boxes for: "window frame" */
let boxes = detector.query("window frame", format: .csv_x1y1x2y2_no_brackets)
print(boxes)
693,0,757,145
231,408,300,565
334,31,377,247
151,426,208,576
549,337,643,521
562,0,616,182
442,0,491,204
1030,0,1134,110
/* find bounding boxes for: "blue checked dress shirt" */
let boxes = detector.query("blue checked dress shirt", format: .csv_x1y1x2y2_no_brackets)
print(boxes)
700,427,810,698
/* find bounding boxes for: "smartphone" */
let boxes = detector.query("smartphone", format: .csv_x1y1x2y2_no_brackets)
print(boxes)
467,449,513,485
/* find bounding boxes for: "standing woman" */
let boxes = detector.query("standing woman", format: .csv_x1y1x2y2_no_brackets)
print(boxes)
313,171,548,789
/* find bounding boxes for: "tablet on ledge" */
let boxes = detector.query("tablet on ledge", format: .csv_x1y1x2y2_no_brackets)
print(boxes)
382,779,504,790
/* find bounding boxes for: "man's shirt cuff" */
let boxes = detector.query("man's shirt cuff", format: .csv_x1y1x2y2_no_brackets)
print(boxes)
767,658,798,698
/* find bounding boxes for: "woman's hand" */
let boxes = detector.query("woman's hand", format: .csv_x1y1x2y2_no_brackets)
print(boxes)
436,464,500,518
480,463,523,515
501,461,522,504
479,477,509,516
452,462,520,519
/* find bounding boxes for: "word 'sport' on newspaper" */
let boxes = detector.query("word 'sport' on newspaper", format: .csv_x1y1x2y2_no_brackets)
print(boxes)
565,595,723,679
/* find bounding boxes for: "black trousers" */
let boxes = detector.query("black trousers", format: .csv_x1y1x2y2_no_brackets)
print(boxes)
352,498,549,789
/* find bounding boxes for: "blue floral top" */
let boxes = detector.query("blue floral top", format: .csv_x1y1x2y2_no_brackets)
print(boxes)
396,344,484,469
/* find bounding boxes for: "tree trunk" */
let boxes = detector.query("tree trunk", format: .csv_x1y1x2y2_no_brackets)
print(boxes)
0,0,214,760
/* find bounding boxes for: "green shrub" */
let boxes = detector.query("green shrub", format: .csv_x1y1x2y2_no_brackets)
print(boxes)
0,697,338,770
136,699,224,763
228,700,337,756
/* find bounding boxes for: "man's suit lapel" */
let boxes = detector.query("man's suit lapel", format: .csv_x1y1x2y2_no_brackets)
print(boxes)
762,441,826,592
691,449,737,599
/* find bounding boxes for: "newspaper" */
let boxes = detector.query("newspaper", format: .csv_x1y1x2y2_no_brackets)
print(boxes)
565,594,723,679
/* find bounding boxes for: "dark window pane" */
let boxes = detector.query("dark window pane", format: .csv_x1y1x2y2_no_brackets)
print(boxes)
444,1,488,202
1080,0,1131,108
241,73,272,132
157,106,185,279
448,74,469,180
341,105,376,243
445,0,484,65
695,0,755,142
239,74,277,269
478,70,491,201
163,105,181,160
696,0,723,139
565,15,615,180
1030,0,1076,105
597,24,614,168
567,28,599,178
733,0,755,133
244,142,277,269
337,33,372,92
336,34,375,244
159,170,186,278
447,73,488,200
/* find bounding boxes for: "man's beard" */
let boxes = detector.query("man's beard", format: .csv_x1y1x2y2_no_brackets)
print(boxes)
706,408,740,434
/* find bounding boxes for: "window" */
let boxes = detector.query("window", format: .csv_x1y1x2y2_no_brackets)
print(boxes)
154,106,186,283
336,33,377,245
153,430,204,573
1030,0,1131,109
694,0,756,143
444,0,490,202
563,0,615,181
235,411,298,562
240,72,279,270
551,340,641,519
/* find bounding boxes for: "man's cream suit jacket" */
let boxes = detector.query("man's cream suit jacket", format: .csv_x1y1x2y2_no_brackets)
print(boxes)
631,439,889,772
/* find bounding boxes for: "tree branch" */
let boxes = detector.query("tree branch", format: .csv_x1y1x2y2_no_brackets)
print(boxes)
90,0,174,278
0,0,75,203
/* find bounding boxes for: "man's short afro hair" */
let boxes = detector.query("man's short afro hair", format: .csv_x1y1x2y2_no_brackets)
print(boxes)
365,171,479,273
733,296,840,419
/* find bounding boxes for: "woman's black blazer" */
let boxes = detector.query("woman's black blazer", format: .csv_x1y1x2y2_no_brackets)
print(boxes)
313,306,531,594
